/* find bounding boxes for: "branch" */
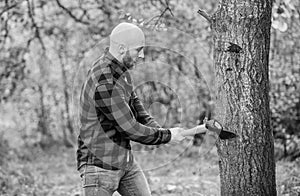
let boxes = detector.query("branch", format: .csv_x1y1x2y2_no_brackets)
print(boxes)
0,2,19,17
154,7,169,27
146,0,174,27
197,9,212,23
145,6,173,28
1,15,10,45
26,0,45,51
164,0,174,17
55,0,90,25
0,1,24,45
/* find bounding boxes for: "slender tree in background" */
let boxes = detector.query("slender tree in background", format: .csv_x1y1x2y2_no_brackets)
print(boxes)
199,0,276,195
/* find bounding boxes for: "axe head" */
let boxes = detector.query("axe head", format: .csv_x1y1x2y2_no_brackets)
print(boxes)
205,118,238,140
219,129,238,140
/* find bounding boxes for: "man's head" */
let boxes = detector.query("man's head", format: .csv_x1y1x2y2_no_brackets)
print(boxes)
109,22,145,69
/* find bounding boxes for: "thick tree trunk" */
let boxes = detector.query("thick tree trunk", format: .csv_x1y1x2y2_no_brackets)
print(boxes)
210,0,276,195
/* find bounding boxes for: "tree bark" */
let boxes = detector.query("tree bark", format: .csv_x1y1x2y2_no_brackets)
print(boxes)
209,0,276,195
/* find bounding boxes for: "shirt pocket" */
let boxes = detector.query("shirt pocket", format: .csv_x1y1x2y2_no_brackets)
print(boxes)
82,172,99,188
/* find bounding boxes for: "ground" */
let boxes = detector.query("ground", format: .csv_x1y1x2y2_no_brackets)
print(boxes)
0,141,299,196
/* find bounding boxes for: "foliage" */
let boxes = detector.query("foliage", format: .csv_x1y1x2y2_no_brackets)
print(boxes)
270,0,300,160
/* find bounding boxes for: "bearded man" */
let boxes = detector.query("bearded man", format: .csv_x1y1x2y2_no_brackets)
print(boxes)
76,22,187,196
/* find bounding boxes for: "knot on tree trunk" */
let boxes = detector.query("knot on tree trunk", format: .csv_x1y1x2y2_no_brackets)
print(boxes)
226,42,243,54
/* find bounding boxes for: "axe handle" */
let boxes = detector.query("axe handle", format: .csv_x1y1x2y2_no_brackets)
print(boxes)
181,124,207,137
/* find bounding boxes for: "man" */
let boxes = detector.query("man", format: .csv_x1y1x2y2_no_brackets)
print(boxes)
77,22,187,196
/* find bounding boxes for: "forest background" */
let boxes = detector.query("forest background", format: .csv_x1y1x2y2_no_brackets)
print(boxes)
0,0,299,195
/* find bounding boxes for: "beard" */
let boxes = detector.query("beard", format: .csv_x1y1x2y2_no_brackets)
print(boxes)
122,50,135,70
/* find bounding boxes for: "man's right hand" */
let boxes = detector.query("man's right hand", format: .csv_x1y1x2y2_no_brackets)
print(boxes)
169,127,185,144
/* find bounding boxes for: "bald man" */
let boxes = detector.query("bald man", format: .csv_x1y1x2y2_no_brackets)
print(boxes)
77,22,186,196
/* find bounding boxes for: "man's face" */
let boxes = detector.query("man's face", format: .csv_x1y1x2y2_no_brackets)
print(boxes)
122,46,144,70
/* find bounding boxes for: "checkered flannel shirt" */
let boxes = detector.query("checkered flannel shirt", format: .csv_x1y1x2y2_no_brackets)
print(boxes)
77,48,171,170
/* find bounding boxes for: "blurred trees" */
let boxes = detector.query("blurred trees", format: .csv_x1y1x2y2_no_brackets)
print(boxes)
0,0,213,148
0,0,117,147
269,0,300,161
0,0,299,161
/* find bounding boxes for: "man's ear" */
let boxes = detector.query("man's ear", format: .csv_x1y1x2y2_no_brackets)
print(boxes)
119,44,126,55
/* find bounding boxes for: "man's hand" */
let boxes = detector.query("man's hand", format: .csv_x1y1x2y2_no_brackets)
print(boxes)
169,127,185,144
181,124,207,137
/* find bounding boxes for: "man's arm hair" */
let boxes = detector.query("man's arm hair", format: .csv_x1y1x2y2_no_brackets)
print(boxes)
129,91,161,128
94,83,171,145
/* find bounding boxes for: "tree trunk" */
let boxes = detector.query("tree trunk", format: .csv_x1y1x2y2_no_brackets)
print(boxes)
210,0,276,195
37,84,53,148
58,46,75,136
37,85,47,136
61,59,74,135
52,91,74,148
57,48,76,147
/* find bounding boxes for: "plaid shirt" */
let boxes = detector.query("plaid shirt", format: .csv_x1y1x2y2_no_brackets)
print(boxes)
77,48,171,170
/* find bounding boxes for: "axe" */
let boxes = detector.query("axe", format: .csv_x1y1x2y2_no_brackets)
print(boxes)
182,119,238,140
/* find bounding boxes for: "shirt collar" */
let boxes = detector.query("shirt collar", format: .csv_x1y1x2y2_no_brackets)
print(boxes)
104,47,128,77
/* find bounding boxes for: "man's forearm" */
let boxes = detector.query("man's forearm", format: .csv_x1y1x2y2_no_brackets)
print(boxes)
130,92,161,128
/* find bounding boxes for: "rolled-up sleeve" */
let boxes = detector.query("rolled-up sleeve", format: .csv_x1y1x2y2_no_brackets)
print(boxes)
94,83,171,145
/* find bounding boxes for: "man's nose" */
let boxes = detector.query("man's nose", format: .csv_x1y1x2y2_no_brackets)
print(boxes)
138,50,144,59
